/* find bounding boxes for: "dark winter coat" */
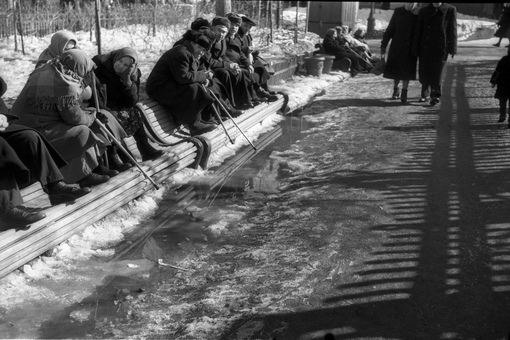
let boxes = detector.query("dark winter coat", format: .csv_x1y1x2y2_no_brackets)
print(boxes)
491,55,510,99
412,3,457,85
92,50,141,111
145,41,214,125
322,35,348,55
225,35,251,69
381,6,418,81
495,6,510,39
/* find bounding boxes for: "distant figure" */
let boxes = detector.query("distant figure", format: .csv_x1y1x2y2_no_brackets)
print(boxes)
412,2,457,106
36,30,78,68
322,28,365,77
494,3,510,47
490,46,510,124
380,2,419,103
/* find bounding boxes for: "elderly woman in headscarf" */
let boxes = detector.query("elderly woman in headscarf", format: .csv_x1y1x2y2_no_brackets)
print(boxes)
92,47,163,161
35,30,78,69
322,28,364,77
11,49,122,188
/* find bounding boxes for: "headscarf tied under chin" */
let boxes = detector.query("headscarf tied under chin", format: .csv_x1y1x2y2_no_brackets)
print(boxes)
23,49,95,111
96,47,139,78
37,30,78,66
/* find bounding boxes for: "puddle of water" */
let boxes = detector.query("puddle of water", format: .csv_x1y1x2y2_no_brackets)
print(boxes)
27,115,314,339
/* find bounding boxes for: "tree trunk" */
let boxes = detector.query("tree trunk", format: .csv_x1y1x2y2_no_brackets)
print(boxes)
215,0,231,17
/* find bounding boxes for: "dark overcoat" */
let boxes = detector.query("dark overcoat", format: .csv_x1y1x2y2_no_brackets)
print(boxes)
495,6,510,39
412,3,457,85
381,6,418,81
145,41,214,125
491,55,510,99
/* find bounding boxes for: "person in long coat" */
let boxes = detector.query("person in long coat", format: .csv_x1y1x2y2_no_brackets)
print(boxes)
36,30,78,68
490,47,510,124
146,30,218,136
412,3,457,106
380,2,419,103
11,49,118,188
0,76,90,226
92,47,164,162
494,4,510,47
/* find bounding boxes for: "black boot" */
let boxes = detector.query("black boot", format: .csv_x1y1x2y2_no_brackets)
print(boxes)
219,98,243,118
401,89,408,103
107,145,132,172
189,119,217,136
133,128,164,161
392,87,400,99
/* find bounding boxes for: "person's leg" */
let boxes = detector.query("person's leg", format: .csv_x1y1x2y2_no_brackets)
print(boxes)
420,83,430,102
498,97,507,122
494,37,503,47
430,84,441,105
392,79,400,99
401,80,410,103
0,175,45,225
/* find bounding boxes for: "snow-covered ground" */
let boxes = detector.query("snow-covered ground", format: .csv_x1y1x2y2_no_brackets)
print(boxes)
0,4,501,322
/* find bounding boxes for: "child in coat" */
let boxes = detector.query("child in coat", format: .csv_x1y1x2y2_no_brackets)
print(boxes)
490,47,510,124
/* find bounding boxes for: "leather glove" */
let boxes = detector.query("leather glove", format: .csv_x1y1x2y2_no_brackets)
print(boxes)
119,64,136,87
96,109,109,124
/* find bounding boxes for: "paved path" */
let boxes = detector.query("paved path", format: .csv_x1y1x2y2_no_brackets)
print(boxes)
219,44,510,340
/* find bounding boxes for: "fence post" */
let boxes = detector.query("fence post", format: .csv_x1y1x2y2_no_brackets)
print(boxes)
95,0,101,55
13,2,18,52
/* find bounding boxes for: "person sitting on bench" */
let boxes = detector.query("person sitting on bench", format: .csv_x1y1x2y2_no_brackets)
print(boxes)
92,47,164,162
146,30,222,136
11,49,120,188
322,28,364,77
0,76,91,227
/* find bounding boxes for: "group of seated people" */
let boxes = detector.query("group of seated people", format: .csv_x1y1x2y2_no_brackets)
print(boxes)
1,12,279,226
321,25,374,77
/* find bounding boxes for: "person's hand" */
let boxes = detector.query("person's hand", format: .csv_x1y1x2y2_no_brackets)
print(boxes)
83,107,97,120
206,70,215,80
96,109,109,124
0,114,9,132
230,63,240,75
248,65,255,73
119,64,136,87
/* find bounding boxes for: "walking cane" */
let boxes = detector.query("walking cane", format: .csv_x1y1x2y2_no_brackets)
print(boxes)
91,73,160,190
200,84,234,145
203,86,257,151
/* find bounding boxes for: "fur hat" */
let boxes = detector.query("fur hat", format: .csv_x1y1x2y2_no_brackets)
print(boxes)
212,17,231,29
191,17,211,31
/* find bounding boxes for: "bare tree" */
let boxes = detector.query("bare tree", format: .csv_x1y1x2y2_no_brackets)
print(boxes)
215,0,231,17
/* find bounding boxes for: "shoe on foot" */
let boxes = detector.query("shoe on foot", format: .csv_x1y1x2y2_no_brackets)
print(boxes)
44,181,91,205
494,43,501,47
2,206,46,225
79,173,110,188
93,165,119,178
107,150,132,172
400,89,408,103
189,121,217,136
256,89,278,102
392,87,400,99
498,114,506,123
430,97,440,106
419,97,430,103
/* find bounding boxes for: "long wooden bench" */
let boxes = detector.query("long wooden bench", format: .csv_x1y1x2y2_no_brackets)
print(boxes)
0,92,289,279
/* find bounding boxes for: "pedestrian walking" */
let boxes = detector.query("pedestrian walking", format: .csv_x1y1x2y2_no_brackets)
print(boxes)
380,2,419,103
494,4,510,47
412,2,457,106
490,47,510,124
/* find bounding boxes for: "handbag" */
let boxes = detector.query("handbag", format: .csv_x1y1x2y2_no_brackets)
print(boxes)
370,56,386,76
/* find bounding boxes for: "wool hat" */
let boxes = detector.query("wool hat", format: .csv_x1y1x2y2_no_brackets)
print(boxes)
191,17,211,31
226,13,242,25
241,16,256,26
212,16,231,29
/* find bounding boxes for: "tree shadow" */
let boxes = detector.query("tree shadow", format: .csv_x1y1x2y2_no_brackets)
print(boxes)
218,61,510,339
